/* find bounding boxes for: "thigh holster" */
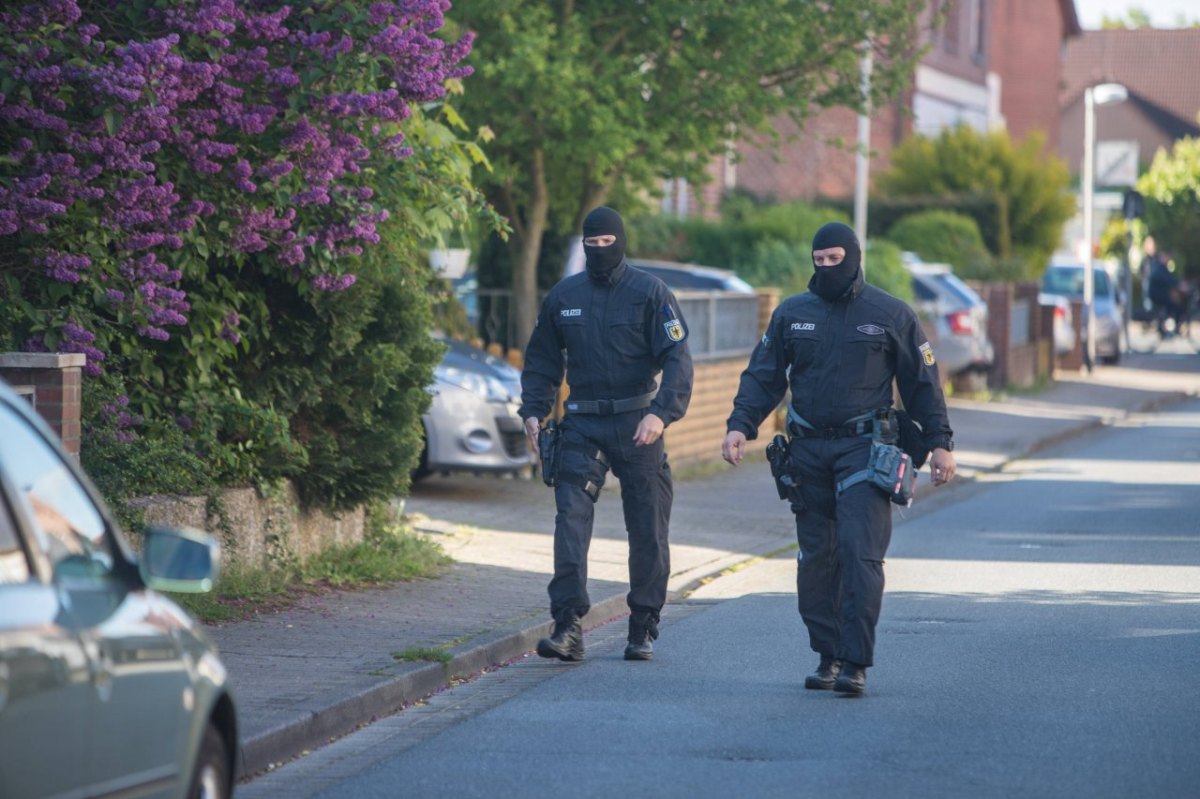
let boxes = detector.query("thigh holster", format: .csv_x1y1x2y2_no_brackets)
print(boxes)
556,441,610,502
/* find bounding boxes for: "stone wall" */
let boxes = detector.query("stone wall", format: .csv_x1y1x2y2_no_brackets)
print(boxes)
136,482,365,569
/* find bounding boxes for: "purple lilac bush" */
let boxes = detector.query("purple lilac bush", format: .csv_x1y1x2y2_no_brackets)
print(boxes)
0,0,472,376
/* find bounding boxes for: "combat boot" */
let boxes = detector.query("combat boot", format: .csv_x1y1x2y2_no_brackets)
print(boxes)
803,655,841,690
833,662,867,695
623,611,659,661
536,611,584,662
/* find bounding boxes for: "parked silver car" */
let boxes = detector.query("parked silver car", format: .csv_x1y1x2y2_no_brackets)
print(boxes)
1040,263,1122,364
0,380,237,799
905,260,995,378
415,336,532,480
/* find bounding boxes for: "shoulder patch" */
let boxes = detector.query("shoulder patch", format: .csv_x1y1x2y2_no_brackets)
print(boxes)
857,324,885,336
919,341,936,366
664,318,685,342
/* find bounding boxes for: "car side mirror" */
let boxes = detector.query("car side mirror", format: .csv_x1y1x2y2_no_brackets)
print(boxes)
140,526,220,593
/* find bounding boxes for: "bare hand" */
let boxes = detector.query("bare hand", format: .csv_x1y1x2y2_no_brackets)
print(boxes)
722,430,747,466
523,416,540,450
632,413,665,447
929,448,956,486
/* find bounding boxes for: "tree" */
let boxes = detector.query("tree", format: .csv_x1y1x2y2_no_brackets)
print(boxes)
1,1,499,509
877,126,1074,278
1138,136,1200,278
449,0,929,346
1100,7,1153,28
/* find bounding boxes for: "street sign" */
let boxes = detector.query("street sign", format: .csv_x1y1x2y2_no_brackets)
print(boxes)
1095,140,1139,187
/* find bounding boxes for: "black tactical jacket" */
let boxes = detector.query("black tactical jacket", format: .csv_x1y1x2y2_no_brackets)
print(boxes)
520,260,694,426
727,269,953,451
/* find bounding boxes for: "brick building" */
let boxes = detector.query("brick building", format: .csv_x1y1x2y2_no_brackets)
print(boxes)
1059,28,1200,178
662,0,1081,211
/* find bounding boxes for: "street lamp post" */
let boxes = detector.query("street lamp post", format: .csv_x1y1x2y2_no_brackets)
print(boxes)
1081,82,1128,372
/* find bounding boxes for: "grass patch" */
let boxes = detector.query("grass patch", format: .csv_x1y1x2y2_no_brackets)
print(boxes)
392,647,453,664
176,510,451,623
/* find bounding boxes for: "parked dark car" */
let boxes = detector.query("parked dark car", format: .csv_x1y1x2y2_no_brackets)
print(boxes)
1040,263,1122,364
904,258,995,378
415,335,532,480
628,259,756,293
0,380,237,799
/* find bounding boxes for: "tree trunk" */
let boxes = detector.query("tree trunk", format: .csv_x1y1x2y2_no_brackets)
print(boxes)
511,148,549,349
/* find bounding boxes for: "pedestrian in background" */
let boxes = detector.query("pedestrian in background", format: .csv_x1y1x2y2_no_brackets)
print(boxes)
721,222,955,696
520,206,694,662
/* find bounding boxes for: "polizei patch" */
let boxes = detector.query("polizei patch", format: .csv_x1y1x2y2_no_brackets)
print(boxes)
791,322,816,331
857,324,885,335
919,341,936,366
561,308,582,317
664,318,685,341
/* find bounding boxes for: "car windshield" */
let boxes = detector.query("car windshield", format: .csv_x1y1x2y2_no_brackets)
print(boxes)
1042,267,1110,298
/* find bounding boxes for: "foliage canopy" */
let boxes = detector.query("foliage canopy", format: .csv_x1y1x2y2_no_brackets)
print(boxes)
878,126,1075,279
449,0,930,345
1138,136,1200,277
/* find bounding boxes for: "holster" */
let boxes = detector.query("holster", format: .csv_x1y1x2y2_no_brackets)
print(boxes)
538,420,561,487
765,434,805,509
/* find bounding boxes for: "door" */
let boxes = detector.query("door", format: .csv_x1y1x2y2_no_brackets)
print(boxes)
0,402,188,797
0,414,93,799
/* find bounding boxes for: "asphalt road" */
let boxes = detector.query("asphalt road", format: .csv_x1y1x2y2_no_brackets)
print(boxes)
242,397,1200,799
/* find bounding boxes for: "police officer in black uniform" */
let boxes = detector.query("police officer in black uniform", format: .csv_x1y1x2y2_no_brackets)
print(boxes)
722,222,956,696
520,206,694,662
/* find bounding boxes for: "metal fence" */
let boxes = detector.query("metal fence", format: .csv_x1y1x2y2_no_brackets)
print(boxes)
470,288,760,360
674,290,761,360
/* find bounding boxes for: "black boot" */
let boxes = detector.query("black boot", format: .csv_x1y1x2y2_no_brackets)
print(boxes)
804,655,841,690
536,611,584,662
833,662,867,695
624,611,659,661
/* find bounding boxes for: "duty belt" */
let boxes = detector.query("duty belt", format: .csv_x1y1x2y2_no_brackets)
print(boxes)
565,391,656,416
787,407,876,440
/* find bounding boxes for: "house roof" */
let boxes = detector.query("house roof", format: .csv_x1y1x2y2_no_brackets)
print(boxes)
1062,29,1200,133
1059,0,1082,38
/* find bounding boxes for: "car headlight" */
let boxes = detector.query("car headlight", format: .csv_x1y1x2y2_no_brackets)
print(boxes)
434,365,512,402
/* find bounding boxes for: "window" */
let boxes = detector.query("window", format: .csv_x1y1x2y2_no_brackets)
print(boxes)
0,403,111,574
0,495,31,584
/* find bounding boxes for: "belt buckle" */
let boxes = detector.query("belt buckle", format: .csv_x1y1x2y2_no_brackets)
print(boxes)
597,398,614,415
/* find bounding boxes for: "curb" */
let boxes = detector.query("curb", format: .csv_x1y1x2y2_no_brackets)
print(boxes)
238,591,632,777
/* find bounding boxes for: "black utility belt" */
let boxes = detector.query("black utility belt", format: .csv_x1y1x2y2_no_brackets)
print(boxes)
787,409,878,440
565,392,655,416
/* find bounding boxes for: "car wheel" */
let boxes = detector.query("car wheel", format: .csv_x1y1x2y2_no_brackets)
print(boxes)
188,724,230,799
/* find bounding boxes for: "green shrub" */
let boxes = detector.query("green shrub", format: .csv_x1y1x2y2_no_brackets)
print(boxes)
878,126,1074,275
864,239,914,302
886,210,992,278
80,374,216,535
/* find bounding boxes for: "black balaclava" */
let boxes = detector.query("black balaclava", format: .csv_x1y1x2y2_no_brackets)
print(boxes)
582,206,627,285
809,221,862,301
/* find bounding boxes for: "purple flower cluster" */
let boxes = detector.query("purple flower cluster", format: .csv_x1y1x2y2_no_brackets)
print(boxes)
1,0,474,374
98,394,143,443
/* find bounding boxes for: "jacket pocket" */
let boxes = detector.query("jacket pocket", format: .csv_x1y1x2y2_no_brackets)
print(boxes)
608,302,648,361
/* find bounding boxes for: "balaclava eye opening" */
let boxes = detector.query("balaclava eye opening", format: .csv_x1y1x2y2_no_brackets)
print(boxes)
809,222,862,301
582,206,627,285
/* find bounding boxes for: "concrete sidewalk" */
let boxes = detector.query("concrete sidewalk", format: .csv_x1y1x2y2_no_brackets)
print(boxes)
211,343,1199,777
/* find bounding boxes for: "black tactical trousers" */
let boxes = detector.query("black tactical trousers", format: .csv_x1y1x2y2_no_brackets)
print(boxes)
548,409,672,621
789,435,892,667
